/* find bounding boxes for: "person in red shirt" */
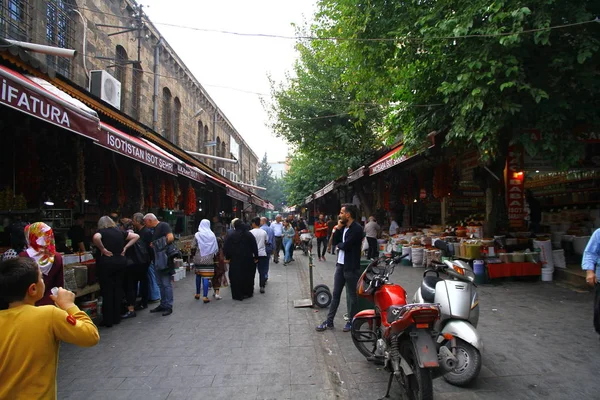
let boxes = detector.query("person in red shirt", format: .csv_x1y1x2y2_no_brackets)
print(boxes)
314,214,329,261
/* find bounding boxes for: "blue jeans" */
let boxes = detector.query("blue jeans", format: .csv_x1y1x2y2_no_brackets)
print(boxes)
196,275,210,297
147,261,161,301
154,264,174,310
283,238,293,263
327,263,359,325
257,256,269,287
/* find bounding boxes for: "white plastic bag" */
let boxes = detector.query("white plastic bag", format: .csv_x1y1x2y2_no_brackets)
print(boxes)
361,238,369,252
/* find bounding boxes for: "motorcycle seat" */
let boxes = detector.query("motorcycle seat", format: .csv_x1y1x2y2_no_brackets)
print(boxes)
421,275,443,303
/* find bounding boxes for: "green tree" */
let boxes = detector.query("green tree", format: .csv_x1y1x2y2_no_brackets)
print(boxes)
256,153,288,209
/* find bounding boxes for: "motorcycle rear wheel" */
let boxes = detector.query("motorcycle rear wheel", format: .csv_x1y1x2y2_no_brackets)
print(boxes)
350,318,377,358
442,338,481,386
399,341,433,400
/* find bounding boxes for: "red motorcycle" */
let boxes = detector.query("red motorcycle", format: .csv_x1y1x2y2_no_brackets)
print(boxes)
351,255,441,400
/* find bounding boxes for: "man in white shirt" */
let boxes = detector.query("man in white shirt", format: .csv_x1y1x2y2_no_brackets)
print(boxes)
250,217,269,294
271,215,284,264
364,216,380,259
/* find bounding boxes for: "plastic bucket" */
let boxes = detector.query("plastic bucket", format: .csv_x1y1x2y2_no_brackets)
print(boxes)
80,299,98,319
541,268,554,282
473,260,486,284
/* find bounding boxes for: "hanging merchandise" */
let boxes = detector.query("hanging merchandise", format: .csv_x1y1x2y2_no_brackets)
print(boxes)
135,165,144,211
174,180,182,209
166,179,175,209
185,183,196,216
159,178,167,209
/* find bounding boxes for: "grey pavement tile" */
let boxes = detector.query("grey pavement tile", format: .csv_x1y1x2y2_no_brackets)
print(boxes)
57,391,91,400
87,390,134,400
165,387,191,399
185,385,258,400
126,388,173,400
212,373,290,387
109,366,158,378
68,377,125,392
289,385,338,400
149,365,199,377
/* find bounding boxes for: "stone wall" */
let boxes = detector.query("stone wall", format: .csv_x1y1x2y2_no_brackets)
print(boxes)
14,0,258,188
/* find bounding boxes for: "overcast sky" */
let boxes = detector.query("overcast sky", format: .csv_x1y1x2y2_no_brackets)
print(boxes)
142,0,316,163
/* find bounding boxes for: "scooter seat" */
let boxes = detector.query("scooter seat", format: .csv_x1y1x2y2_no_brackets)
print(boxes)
421,276,443,303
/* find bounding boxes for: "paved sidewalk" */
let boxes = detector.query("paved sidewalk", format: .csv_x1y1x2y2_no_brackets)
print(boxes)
306,251,600,399
56,249,600,399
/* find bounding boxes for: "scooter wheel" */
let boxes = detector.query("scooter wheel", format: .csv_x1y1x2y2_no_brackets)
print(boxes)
313,287,332,308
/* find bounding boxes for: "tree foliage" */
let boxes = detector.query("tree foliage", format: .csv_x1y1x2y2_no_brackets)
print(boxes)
313,0,600,168
256,153,288,209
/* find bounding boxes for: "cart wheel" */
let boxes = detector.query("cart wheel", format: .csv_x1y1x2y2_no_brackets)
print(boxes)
313,287,332,308
312,284,330,294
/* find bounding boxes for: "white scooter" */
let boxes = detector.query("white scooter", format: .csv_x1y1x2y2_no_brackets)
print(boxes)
412,259,483,386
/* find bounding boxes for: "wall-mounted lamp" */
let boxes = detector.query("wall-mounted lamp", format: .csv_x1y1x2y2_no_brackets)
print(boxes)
44,199,54,206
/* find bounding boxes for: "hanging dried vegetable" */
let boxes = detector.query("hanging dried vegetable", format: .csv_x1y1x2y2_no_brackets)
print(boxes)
166,178,175,209
185,183,196,216
159,179,167,209
135,165,144,211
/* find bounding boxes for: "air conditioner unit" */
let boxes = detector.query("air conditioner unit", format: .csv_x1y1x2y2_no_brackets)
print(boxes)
228,171,237,182
218,168,227,177
89,70,121,109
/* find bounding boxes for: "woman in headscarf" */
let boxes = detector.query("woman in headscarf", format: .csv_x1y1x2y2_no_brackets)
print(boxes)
224,219,258,301
191,219,219,303
18,222,63,306
93,216,139,328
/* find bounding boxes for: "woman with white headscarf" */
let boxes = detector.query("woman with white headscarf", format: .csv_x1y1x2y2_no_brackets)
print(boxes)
192,219,219,303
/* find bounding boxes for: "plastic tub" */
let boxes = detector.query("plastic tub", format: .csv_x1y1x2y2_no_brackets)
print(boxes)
511,252,525,263
80,300,98,319
541,269,554,282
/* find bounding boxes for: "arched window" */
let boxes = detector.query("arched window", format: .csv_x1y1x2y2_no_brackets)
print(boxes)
173,97,181,145
131,62,143,120
46,0,73,77
221,142,227,171
197,121,204,153
162,87,172,140
114,45,128,110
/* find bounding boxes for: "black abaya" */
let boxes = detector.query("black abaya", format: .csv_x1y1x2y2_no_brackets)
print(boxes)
224,226,259,300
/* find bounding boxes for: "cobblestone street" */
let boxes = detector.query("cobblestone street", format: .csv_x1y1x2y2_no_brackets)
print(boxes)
57,249,600,399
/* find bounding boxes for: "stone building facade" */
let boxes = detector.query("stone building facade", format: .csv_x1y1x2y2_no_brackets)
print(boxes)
0,0,258,188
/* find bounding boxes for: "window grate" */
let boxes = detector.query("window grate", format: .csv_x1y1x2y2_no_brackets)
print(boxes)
0,0,31,42
45,0,75,77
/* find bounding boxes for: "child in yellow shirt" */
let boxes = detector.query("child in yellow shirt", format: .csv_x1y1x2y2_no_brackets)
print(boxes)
0,257,100,400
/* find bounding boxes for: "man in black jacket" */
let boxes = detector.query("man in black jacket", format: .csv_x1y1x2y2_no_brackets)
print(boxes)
316,204,363,332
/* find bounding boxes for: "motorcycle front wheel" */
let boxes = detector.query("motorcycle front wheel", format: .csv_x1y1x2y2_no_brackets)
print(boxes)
350,318,377,358
442,338,481,386
400,341,433,400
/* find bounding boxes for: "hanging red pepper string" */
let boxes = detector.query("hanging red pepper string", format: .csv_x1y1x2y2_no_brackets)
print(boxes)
159,179,167,209
185,183,196,216
166,179,175,209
